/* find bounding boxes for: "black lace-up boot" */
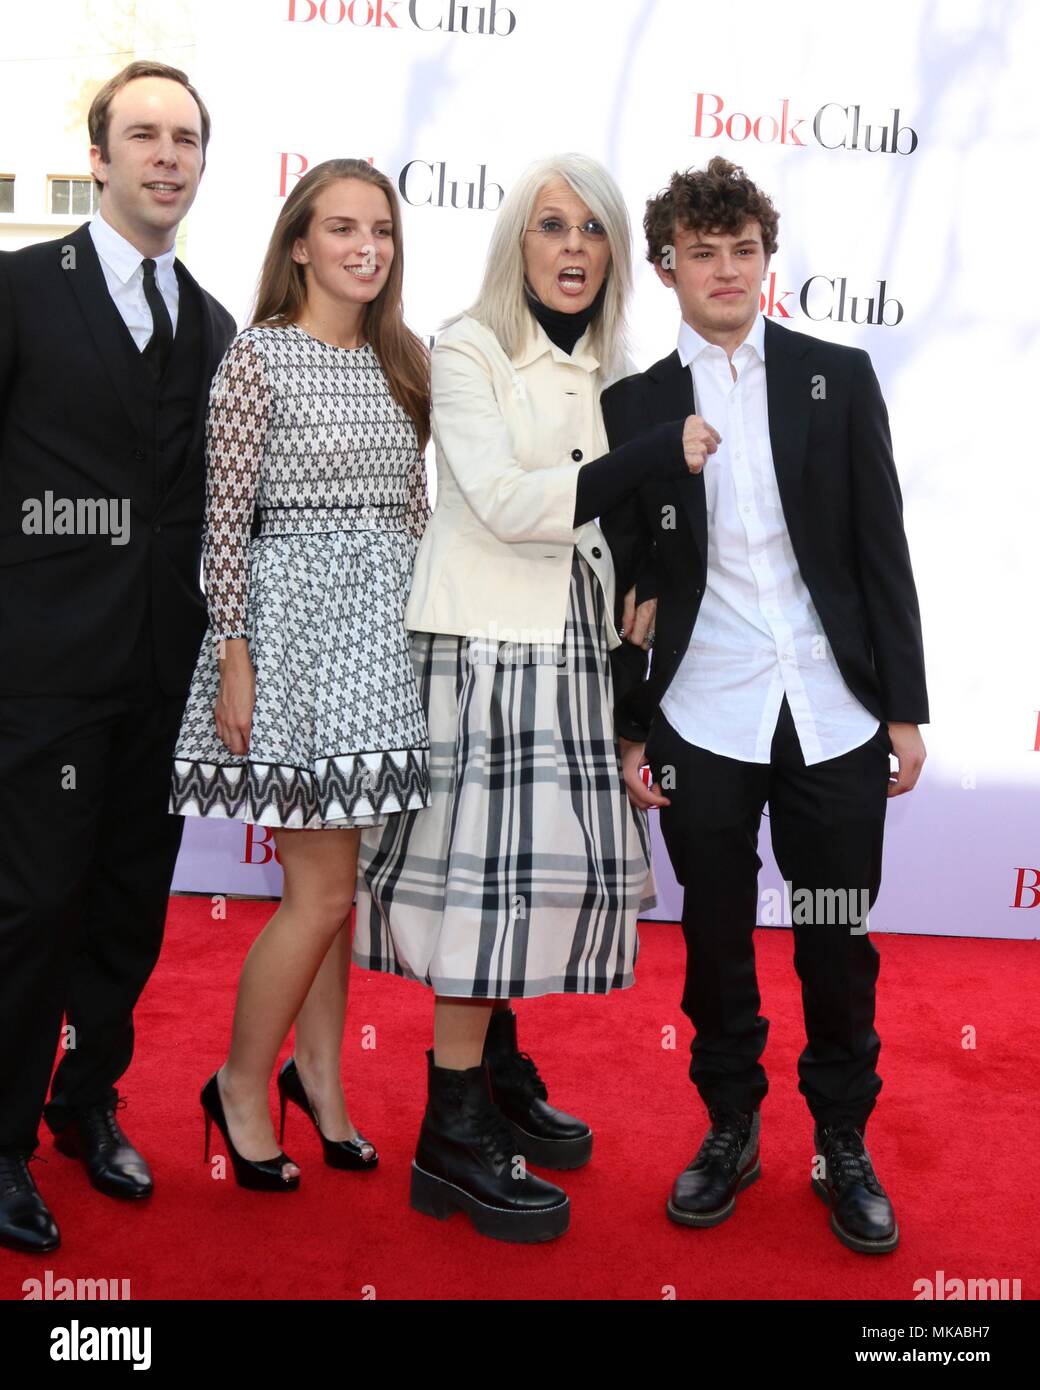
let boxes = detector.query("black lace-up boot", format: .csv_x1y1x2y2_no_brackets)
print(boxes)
411,1049,570,1243
0,1153,60,1253
812,1120,898,1253
482,1006,592,1169
667,1106,761,1227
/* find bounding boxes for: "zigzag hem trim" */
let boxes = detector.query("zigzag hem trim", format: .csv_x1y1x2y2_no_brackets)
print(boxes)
169,747,430,830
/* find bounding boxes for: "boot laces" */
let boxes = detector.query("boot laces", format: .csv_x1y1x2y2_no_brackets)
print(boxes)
79,1097,129,1152
492,1050,548,1101
821,1124,884,1195
475,1101,523,1167
0,1152,44,1195
696,1109,751,1170
439,1071,517,1166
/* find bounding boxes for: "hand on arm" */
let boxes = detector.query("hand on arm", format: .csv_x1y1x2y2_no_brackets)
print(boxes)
573,413,720,526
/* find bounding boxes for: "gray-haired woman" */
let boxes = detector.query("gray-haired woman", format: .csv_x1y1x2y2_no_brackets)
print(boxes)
354,153,703,1242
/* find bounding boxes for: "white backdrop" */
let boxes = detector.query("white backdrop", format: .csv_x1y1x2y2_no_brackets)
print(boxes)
171,0,1040,939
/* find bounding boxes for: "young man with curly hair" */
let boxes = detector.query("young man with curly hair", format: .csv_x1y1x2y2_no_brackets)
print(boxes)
600,157,928,1254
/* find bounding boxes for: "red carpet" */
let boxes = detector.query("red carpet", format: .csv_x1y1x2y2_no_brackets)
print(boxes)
5,899,1038,1301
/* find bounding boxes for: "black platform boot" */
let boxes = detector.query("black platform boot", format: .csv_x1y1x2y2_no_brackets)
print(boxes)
410,1049,570,1243
482,1006,593,1170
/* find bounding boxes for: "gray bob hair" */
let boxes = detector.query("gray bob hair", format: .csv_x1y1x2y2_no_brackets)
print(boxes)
461,152,632,380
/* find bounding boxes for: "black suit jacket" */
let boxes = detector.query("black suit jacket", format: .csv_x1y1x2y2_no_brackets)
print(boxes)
0,222,236,696
600,318,929,744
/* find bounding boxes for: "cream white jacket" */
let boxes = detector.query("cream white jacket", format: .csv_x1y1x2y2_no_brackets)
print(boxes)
405,312,622,649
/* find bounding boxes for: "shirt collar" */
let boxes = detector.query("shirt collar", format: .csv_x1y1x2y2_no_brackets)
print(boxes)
512,315,600,373
89,210,177,285
677,308,766,367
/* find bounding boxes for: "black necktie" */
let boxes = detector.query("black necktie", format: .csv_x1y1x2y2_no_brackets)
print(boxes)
141,257,173,380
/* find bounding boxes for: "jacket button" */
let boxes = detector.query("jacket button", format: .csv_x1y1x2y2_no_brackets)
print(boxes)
591,546,602,559
571,448,583,461
133,449,145,461
153,523,162,534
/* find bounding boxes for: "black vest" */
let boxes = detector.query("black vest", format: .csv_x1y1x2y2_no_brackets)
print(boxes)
111,276,205,684
113,273,204,500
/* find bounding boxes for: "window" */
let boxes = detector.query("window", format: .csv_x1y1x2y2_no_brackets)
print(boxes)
0,177,13,214
50,177,100,216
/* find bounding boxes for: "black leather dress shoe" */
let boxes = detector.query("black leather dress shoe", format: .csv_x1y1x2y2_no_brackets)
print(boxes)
812,1121,898,1254
0,1154,60,1253
483,1008,592,1170
52,1099,153,1200
667,1107,761,1227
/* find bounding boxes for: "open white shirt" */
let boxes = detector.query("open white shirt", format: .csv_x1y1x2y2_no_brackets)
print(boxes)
88,210,179,350
658,310,880,766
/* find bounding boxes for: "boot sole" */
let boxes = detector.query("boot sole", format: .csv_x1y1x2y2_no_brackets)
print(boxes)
666,1157,761,1227
502,1119,593,1170
410,1162,570,1243
811,1178,899,1253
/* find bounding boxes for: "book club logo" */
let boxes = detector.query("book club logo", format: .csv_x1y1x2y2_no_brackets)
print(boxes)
759,270,903,326
286,0,516,34
278,153,503,210
694,93,918,154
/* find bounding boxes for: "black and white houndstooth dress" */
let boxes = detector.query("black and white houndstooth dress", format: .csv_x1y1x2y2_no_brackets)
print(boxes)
169,323,431,829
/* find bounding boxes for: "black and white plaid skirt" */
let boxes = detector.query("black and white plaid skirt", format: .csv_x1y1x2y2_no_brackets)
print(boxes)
353,553,655,998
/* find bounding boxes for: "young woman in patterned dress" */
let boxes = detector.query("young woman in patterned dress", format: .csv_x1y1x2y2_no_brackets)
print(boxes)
169,160,432,1190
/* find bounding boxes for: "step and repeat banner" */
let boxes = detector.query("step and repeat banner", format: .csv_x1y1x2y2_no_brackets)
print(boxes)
171,0,1039,938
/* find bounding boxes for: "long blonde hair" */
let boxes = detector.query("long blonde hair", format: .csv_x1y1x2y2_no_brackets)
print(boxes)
252,158,430,451
461,153,632,379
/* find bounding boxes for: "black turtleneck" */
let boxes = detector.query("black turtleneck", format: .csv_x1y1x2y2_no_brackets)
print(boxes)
525,284,604,355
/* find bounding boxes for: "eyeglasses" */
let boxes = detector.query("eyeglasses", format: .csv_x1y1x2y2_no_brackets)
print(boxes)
523,217,608,243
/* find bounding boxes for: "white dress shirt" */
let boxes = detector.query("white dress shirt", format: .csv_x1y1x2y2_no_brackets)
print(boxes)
88,210,179,349
659,310,880,766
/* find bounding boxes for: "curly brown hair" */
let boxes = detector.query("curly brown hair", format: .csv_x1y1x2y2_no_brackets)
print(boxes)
643,156,779,265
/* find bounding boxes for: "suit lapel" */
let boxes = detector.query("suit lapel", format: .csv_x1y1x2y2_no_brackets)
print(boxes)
163,259,217,501
62,223,151,441
648,350,706,569
764,318,812,507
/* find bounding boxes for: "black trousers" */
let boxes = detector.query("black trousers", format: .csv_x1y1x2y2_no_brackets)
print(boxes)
646,696,891,1130
0,626,187,1154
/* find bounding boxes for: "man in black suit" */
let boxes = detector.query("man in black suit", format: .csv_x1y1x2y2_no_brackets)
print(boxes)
0,61,235,1252
600,158,927,1254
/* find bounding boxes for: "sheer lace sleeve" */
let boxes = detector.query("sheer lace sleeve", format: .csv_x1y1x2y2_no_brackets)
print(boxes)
405,450,432,541
201,335,272,641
